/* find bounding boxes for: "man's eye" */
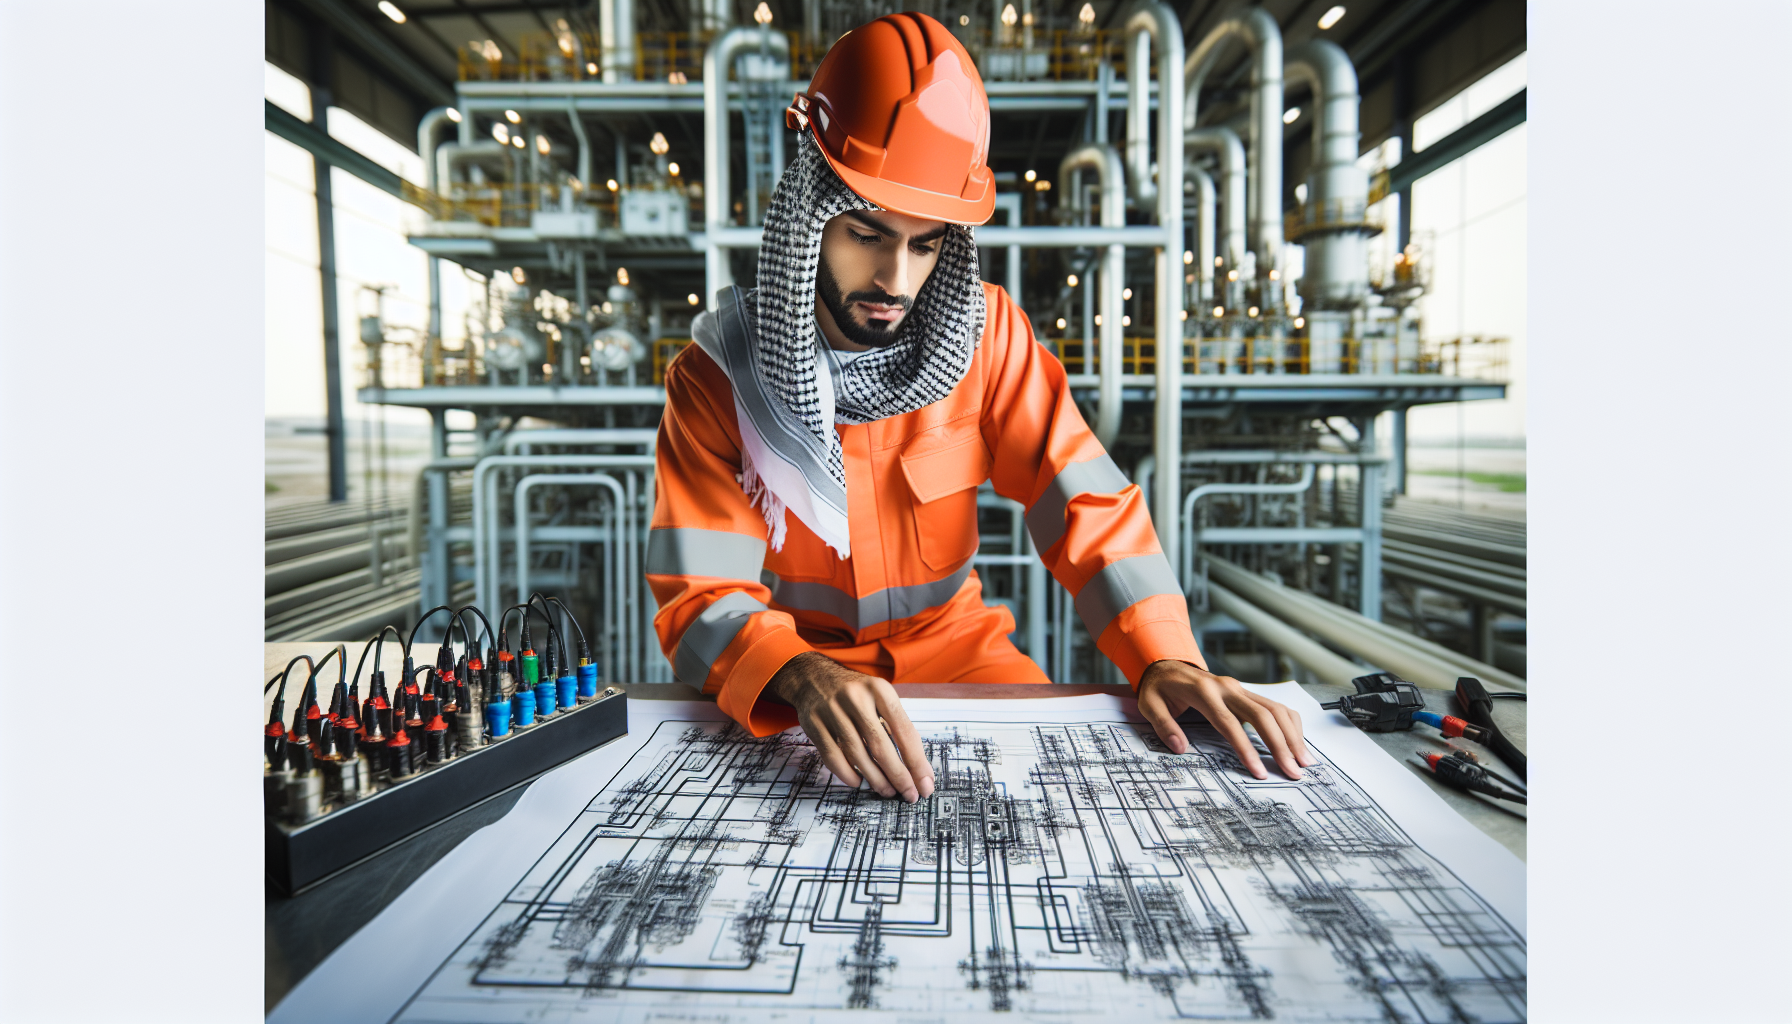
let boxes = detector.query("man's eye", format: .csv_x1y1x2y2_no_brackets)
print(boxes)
910,244,936,256
850,230,880,244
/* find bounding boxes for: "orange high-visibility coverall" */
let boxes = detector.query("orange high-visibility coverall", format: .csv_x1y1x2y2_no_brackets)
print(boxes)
648,283,1202,736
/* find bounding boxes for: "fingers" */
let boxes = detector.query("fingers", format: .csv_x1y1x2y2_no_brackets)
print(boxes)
1256,696,1312,766
874,686,935,799
798,710,861,789
820,704,897,798
858,711,920,803
1232,695,1302,780
1136,686,1190,755
1207,702,1270,780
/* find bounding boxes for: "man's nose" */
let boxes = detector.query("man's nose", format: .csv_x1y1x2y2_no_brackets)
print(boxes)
875,249,910,299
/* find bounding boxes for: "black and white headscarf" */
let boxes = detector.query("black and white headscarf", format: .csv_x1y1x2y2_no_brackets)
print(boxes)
692,130,986,556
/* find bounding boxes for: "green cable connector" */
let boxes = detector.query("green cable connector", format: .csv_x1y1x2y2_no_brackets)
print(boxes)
521,651,541,686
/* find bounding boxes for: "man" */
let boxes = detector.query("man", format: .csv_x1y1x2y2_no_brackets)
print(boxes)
649,12,1311,803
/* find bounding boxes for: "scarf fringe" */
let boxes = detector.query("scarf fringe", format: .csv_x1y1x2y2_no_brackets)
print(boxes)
737,450,790,552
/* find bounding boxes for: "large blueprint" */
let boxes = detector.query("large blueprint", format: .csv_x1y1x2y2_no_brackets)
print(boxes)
270,688,1525,1023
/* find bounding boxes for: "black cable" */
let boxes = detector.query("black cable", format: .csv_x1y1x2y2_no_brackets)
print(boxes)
1488,692,1526,701
273,655,317,708
456,604,496,654
300,645,346,709
528,593,566,668
265,673,283,695
408,605,460,655
352,626,403,691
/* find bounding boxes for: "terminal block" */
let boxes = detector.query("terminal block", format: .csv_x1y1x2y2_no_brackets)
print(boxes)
1319,672,1426,733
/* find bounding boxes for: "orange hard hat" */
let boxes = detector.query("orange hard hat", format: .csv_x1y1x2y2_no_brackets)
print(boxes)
786,12,995,226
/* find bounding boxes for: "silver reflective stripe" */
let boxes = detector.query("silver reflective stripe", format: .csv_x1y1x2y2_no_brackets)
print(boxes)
1073,553,1184,642
1024,454,1132,553
673,591,769,686
646,527,767,580
765,562,973,632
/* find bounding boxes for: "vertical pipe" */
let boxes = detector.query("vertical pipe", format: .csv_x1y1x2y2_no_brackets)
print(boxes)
1392,406,1408,495
703,27,789,305
1125,1,1183,574
1184,8,1283,276
1056,144,1125,447
1125,28,1153,204
314,133,348,504
1188,165,1215,306
428,410,449,611
1358,417,1382,621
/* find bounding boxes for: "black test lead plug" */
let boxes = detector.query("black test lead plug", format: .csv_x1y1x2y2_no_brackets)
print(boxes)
1319,672,1426,731
1418,751,1527,805
1455,676,1527,781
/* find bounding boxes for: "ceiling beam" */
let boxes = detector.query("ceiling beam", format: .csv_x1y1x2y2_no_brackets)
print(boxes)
1383,86,1523,193
289,0,457,105
266,99,426,206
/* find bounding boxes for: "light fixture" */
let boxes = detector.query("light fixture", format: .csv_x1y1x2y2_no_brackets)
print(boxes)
1318,5,1346,30
1094,314,1102,326
480,40,502,62
378,0,406,23
536,135,551,154
1393,252,1406,264
511,267,527,284
1121,315,1132,326
1182,250,1193,264
512,135,526,149
1024,169,1037,182
1269,269,1279,280
1179,309,1188,320
587,62,599,74
492,123,510,145
616,268,630,285
581,355,591,366
669,70,687,84
1248,306,1259,317
1185,274,1194,284
1294,316,1306,328
754,1,773,24
668,161,680,176
687,293,700,305
446,108,462,123
602,301,613,314
1078,3,1096,24
543,363,554,375
960,14,970,24
568,177,583,190
1228,269,1240,282
1038,179,1051,191
1212,306,1224,317
1056,317,1067,329
1067,274,1079,287
1002,4,1018,26
606,179,619,191
1294,183,1308,203
1214,256,1224,267
650,131,669,155
1283,107,1300,124
1122,287,1133,300
1022,11,1033,25
505,110,521,124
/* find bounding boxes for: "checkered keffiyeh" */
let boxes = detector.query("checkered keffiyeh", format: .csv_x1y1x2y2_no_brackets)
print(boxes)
692,130,986,556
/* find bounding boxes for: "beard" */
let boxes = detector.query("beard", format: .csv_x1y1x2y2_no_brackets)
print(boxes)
815,251,914,350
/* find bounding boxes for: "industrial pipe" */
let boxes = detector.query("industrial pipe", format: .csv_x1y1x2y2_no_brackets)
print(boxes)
436,142,509,191
1184,126,1247,276
599,0,636,82
1057,143,1126,447
1180,464,1316,585
1204,554,1525,691
514,473,631,680
1284,39,1369,308
1123,0,1185,574
1207,581,1363,688
1187,165,1215,305
503,428,658,455
418,108,456,193
703,26,789,304
470,453,655,612
565,103,592,187
1185,7,1282,276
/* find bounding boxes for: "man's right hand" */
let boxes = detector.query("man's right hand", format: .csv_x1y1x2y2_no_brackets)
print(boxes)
766,652,936,803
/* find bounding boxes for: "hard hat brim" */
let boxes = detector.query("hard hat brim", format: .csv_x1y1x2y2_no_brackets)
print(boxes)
814,139,997,227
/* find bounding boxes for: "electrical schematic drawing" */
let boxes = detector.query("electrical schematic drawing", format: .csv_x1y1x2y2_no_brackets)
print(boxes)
395,718,1526,1022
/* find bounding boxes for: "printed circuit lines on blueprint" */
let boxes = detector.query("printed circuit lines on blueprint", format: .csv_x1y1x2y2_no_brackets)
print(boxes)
393,718,1526,1022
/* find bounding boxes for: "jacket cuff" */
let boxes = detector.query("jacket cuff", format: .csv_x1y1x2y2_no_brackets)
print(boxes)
715,626,812,736
1094,595,1206,688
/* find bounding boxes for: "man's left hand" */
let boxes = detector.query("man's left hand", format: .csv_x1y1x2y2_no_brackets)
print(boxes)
1137,660,1315,780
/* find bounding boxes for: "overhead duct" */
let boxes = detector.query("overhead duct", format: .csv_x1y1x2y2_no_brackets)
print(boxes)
1057,143,1126,447
1184,7,1283,277
1285,39,1370,309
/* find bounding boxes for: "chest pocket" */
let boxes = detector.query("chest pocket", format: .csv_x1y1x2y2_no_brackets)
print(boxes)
900,430,991,572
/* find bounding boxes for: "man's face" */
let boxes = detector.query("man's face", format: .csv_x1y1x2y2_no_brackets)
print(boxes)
815,209,949,350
